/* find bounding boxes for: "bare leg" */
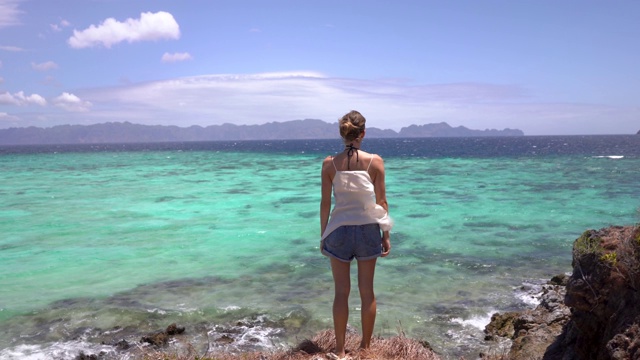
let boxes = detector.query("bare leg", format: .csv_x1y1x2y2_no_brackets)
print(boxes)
357,258,377,349
330,257,351,357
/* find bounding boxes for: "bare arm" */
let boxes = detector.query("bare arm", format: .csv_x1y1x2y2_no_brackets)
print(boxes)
371,155,391,256
320,156,334,237
371,155,388,212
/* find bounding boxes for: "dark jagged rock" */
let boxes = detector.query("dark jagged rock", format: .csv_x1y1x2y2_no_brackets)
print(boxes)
140,323,185,347
484,311,519,340
141,331,169,346
551,225,640,360
510,284,571,359
485,225,640,360
484,281,571,359
74,351,106,360
165,323,185,336
549,273,569,286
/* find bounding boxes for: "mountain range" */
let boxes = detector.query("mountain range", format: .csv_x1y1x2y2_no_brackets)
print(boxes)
0,119,524,145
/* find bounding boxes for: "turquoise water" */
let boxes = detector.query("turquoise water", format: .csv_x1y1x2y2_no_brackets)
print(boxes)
1,137,639,359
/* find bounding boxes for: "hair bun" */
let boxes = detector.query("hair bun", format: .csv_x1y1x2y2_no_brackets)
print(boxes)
339,110,366,142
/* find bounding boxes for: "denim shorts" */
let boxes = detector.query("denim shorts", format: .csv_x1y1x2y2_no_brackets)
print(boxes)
321,223,382,262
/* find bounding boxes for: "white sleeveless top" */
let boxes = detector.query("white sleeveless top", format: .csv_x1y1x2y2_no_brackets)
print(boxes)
321,157,393,240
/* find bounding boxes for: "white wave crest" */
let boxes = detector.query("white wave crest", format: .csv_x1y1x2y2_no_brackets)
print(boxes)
0,341,118,360
592,155,624,159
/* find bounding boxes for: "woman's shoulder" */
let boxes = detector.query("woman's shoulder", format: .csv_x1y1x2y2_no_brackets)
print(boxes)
365,152,383,163
368,153,385,171
322,155,335,171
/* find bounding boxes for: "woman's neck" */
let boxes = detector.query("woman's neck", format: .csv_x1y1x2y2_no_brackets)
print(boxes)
344,139,361,149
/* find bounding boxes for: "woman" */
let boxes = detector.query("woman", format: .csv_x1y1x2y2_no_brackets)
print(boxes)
320,110,393,359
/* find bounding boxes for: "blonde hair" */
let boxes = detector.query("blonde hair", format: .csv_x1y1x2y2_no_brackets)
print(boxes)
339,110,366,142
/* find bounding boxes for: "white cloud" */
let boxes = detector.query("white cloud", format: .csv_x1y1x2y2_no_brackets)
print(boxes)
0,45,25,52
68,11,180,49
0,91,47,106
50,18,70,32
52,92,92,112
0,112,19,122
31,61,58,71
161,52,192,63
78,72,639,135
5,73,639,135
0,0,23,29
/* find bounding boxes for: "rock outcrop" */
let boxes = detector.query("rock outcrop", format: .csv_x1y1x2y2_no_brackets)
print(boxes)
486,225,640,359
483,275,571,359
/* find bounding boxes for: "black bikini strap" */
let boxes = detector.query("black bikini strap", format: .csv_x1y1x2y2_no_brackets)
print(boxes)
345,144,359,170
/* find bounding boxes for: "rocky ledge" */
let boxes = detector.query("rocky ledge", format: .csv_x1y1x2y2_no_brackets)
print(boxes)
485,225,640,359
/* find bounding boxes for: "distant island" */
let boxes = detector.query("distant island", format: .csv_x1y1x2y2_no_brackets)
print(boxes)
0,119,524,145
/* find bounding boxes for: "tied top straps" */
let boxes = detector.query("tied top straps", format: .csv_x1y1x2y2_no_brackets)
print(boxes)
345,144,359,170
331,151,374,172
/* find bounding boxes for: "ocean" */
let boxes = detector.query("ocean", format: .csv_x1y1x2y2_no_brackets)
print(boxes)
1,135,639,359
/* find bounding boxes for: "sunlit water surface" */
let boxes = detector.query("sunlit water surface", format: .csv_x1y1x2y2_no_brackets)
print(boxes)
1,136,639,359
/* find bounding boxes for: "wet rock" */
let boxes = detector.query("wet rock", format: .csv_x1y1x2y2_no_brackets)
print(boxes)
549,273,569,286
165,323,185,335
484,311,518,340
140,323,185,347
115,339,131,350
74,351,106,360
141,331,169,346
280,308,311,333
216,334,235,344
508,284,571,360
100,338,130,351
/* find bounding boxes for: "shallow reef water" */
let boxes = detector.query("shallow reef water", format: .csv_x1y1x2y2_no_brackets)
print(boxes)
1,136,639,359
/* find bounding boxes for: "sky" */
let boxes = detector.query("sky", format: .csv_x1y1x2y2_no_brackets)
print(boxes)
0,0,639,135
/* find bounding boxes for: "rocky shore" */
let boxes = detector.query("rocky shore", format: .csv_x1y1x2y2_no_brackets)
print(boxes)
51,225,640,359
484,225,640,360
